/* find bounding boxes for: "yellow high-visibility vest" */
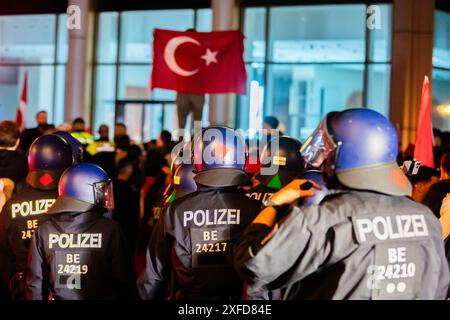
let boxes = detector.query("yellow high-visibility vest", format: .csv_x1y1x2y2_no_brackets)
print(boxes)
71,131,95,145
86,141,115,156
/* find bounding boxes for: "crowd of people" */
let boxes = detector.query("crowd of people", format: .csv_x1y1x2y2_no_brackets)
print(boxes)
0,108,449,300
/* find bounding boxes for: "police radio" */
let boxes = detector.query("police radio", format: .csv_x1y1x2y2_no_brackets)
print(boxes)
401,160,421,176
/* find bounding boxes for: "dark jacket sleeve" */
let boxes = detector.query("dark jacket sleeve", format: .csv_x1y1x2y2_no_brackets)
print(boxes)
136,208,172,300
441,237,450,299
234,205,332,292
0,201,14,288
110,223,138,299
25,231,45,300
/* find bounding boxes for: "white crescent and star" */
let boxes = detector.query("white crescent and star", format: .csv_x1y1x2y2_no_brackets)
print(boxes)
163,36,218,77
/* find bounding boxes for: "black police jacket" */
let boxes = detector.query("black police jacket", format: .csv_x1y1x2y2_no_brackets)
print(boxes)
0,188,58,286
0,149,28,192
234,190,450,300
26,209,137,300
137,186,261,300
245,184,276,205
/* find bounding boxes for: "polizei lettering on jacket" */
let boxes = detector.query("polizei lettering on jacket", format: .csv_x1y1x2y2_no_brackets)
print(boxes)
183,209,241,227
48,233,102,249
11,199,56,218
353,214,429,243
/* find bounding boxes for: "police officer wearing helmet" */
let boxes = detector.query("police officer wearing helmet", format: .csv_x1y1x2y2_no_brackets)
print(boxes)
150,153,186,221
234,108,450,299
0,134,74,299
53,131,84,163
138,126,261,300
246,136,305,205
26,163,137,300
164,163,197,206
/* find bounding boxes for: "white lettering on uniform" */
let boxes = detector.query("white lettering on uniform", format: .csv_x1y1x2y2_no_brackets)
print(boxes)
48,233,102,249
355,215,429,242
11,199,56,219
246,192,260,201
355,218,373,242
183,209,241,227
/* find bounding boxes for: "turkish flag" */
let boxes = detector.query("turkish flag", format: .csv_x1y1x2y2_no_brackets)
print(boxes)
414,76,434,168
16,71,28,131
150,29,247,94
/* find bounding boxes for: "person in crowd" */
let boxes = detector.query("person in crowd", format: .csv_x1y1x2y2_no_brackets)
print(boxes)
143,130,174,221
262,116,280,132
86,124,114,156
86,124,115,176
114,123,128,145
26,163,137,300
137,126,261,300
97,124,110,142
113,159,140,255
175,29,205,131
234,108,449,300
433,128,444,170
423,153,450,218
18,111,51,153
0,135,74,299
410,166,439,203
71,118,94,147
0,121,28,193
144,140,157,155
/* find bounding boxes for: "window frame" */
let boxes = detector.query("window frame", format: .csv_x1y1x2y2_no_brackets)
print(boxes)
235,3,393,136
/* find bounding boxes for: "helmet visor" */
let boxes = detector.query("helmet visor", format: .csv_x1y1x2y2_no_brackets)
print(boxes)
93,179,114,209
300,120,337,168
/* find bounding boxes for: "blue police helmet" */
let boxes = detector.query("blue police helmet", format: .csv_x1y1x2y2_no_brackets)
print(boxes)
47,163,111,214
53,131,84,163
26,134,74,190
302,108,411,196
192,126,248,187
301,170,329,207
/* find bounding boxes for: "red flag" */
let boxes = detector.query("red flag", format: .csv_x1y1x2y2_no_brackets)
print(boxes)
150,29,247,94
414,76,434,168
16,72,28,131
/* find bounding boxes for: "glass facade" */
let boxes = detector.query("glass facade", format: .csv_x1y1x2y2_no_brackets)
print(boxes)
0,14,67,127
433,11,450,131
238,4,392,141
94,9,212,141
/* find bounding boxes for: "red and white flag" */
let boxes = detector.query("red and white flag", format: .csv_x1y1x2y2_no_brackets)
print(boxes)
150,29,247,94
414,76,434,168
16,72,28,131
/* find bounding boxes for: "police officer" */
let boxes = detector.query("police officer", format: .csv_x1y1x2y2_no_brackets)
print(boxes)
234,108,450,299
26,163,137,300
0,134,74,299
86,125,115,158
53,130,84,163
71,118,94,147
246,136,305,205
164,163,197,205
137,126,261,300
